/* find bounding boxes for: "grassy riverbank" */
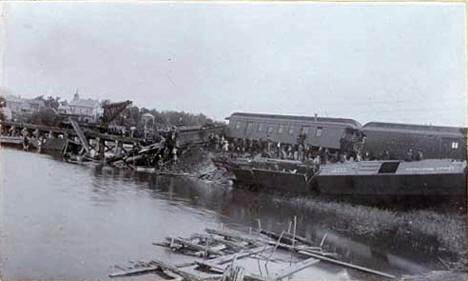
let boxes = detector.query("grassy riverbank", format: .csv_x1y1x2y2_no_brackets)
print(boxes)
273,196,467,272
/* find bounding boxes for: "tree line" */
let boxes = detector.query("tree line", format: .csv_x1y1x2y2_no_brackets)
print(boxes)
1,94,223,129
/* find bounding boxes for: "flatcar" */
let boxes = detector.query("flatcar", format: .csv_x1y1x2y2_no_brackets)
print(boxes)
362,122,467,160
225,112,363,153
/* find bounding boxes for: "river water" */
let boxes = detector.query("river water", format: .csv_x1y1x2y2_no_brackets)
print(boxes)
1,148,436,280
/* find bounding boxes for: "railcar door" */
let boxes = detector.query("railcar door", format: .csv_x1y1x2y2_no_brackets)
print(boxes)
245,122,254,139
301,126,311,144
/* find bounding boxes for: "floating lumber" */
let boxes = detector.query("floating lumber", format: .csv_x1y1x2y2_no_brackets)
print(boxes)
109,266,158,277
161,268,183,281
191,234,246,251
265,240,319,252
167,237,224,256
205,228,267,245
197,246,273,269
259,229,297,246
264,240,336,257
197,262,267,281
298,250,396,279
273,257,320,280
281,232,316,247
150,260,204,281
69,118,90,153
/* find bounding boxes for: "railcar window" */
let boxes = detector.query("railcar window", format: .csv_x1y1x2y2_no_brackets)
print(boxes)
258,124,263,132
268,126,274,133
247,123,253,131
288,126,294,135
235,121,241,129
316,127,323,137
452,142,459,149
278,125,284,134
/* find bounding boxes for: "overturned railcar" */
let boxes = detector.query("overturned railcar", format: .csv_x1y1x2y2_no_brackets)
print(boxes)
225,112,363,152
362,122,467,160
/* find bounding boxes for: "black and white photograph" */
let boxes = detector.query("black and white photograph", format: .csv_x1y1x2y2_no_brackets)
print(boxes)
0,1,466,281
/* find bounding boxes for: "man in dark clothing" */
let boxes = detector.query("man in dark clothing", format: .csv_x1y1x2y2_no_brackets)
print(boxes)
406,149,414,161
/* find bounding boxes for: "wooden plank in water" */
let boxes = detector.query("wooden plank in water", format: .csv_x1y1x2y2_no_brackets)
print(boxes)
150,259,204,281
282,232,318,247
109,266,158,277
273,257,320,280
197,246,272,268
191,234,246,251
168,237,224,256
298,250,396,279
259,229,299,246
205,228,267,245
265,240,319,252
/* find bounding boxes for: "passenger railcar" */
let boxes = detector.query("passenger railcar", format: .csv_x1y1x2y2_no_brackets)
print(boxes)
362,122,467,160
226,112,363,152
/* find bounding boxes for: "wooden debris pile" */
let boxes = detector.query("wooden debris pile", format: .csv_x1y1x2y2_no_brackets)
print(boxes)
109,225,397,281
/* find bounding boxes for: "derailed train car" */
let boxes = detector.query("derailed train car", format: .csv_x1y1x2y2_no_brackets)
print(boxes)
362,122,467,160
225,112,467,160
225,112,363,153
220,112,467,203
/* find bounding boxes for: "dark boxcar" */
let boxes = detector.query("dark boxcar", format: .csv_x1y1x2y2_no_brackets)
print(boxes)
315,159,467,197
362,122,467,160
177,125,225,147
225,112,362,151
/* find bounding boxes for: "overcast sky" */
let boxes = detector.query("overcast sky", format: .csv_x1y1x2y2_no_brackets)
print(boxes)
1,2,466,126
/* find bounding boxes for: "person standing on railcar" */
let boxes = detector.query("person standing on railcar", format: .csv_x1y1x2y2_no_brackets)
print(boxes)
405,149,413,161
415,150,424,161
276,142,281,158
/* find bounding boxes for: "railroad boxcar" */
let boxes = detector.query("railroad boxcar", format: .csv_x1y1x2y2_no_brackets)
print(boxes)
225,112,363,152
362,122,467,160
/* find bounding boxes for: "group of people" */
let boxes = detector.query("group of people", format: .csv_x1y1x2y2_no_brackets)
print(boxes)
1,126,62,151
207,133,365,164
207,132,425,165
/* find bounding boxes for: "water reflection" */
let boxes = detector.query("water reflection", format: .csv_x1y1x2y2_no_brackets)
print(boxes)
1,148,442,280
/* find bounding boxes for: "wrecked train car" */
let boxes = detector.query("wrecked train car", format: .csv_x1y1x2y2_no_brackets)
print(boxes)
225,112,363,153
362,122,467,160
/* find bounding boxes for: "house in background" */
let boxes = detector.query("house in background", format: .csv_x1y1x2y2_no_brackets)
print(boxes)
2,94,45,121
59,91,103,123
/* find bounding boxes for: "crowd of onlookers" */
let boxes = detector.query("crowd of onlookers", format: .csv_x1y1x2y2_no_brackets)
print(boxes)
207,133,424,164
207,133,363,164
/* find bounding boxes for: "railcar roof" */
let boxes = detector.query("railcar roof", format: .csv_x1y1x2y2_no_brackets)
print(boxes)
363,122,467,135
228,112,361,128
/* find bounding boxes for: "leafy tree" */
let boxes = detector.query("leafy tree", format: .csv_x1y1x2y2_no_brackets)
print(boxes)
30,108,59,126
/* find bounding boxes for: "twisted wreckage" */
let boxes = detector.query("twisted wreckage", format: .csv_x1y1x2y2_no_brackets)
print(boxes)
109,224,397,280
1,100,224,171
